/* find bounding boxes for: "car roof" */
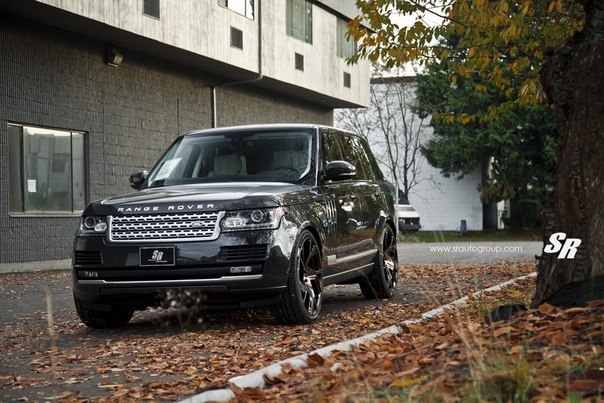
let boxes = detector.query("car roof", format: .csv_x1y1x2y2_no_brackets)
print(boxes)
181,124,355,137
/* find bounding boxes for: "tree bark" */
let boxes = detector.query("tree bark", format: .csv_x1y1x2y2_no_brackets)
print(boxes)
533,0,604,306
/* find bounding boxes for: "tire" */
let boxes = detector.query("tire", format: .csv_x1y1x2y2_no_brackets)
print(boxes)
272,230,323,324
359,224,398,299
74,293,134,329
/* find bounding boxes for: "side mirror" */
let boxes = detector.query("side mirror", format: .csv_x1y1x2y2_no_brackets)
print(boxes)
129,170,148,190
324,161,356,181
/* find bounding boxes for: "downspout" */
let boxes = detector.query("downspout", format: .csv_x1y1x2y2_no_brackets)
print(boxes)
211,0,263,128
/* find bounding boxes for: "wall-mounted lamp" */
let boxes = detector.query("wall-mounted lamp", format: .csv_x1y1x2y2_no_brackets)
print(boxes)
105,45,123,67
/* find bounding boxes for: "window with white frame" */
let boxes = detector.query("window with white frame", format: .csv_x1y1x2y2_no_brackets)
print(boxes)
286,0,312,44
337,18,356,59
219,0,254,19
8,124,86,214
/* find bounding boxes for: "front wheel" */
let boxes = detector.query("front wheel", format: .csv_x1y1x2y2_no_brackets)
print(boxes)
272,230,323,324
74,293,134,328
359,224,398,299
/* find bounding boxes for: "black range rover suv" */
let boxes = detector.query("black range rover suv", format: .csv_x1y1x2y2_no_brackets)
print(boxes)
73,124,398,327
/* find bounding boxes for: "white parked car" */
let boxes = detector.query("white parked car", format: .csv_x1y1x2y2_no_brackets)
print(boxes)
397,191,421,232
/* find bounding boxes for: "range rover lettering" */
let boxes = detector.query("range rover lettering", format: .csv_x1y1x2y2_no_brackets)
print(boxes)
73,124,398,327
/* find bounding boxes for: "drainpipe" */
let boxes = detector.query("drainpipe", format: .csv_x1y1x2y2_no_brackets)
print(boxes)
211,0,263,128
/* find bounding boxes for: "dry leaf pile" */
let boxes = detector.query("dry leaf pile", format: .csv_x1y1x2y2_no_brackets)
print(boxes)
241,278,604,402
0,262,542,401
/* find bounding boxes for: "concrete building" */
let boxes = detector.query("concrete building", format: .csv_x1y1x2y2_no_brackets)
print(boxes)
0,0,370,272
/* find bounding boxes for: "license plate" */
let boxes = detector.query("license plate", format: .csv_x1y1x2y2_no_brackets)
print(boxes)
139,247,175,266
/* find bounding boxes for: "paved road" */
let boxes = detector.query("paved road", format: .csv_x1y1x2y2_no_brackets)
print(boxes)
0,241,542,323
399,241,543,265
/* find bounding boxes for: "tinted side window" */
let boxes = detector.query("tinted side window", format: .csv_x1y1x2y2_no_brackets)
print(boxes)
359,137,384,181
321,130,343,168
339,134,374,180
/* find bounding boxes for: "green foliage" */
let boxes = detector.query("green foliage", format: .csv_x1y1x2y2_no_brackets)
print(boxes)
415,34,557,205
349,0,584,121
348,0,583,231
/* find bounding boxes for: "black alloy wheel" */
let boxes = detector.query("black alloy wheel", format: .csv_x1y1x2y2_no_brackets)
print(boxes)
272,230,323,324
359,224,398,299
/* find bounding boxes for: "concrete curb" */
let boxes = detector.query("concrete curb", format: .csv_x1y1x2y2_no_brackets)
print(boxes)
182,272,537,403
0,259,71,274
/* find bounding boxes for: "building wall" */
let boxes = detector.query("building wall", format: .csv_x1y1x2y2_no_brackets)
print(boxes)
408,162,483,232
35,0,370,107
36,0,260,72
0,14,333,266
262,1,370,106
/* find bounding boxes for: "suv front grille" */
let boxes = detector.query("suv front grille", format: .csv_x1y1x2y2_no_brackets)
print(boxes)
109,212,223,242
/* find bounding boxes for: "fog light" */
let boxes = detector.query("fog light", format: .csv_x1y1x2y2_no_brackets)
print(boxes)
230,266,252,274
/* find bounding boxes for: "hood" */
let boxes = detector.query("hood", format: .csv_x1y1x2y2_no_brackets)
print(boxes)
83,182,319,215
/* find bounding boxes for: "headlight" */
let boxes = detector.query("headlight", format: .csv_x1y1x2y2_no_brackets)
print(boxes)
78,216,108,236
221,208,287,232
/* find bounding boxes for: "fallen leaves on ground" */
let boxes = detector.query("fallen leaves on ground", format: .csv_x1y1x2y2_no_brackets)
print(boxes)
248,280,604,402
0,261,539,401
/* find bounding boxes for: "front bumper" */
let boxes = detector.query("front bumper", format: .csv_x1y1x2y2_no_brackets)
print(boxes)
72,226,295,309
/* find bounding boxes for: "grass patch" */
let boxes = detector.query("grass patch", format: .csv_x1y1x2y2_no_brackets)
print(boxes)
400,229,540,243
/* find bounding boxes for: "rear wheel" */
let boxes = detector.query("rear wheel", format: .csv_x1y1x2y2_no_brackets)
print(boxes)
272,230,323,324
359,224,398,299
74,293,134,329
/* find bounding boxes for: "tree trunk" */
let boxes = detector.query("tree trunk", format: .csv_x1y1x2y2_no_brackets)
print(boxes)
533,0,604,306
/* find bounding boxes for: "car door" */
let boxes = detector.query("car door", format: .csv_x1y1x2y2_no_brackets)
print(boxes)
319,129,374,282
337,134,381,257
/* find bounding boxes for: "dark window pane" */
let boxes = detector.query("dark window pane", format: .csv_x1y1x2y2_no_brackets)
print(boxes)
295,52,304,71
231,27,243,49
143,0,160,19
343,72,351,88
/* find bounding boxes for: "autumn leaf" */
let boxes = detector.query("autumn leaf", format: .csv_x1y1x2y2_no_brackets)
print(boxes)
307,354,325,368
390,375,428,388
493,326,515,337
394,365,421,377
537,303,556,315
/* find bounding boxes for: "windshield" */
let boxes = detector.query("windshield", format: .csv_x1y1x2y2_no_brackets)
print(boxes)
145,129,315,188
